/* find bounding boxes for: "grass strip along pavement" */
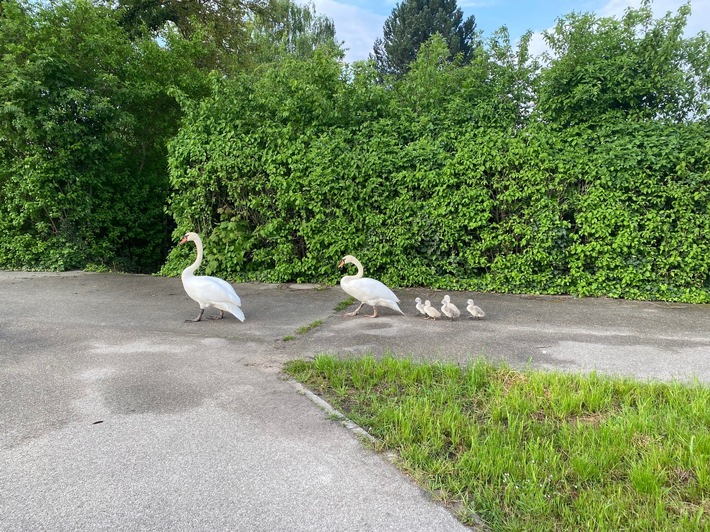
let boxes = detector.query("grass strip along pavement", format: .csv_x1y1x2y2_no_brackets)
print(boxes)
285,355,709,530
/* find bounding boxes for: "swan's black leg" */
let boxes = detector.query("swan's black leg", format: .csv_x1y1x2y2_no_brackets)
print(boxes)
185,309,205,322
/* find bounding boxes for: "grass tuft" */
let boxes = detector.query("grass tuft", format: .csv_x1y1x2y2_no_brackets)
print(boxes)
334,297,356,312
285,355,710,530
283,320,324,341
295,319,323,335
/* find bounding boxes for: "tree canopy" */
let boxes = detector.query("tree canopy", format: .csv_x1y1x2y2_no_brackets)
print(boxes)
372,0,477,78
539,0,710,126
248,0,341,63
107,0,273,70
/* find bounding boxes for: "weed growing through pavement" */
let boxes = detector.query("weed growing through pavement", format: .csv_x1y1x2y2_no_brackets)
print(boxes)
334,297,356,312
283,320,324,341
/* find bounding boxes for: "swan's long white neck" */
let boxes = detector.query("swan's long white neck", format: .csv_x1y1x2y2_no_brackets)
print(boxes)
343,257,364,282
182,237,203,278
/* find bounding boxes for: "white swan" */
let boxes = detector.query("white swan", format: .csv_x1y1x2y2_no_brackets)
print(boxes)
338,255,404,318
180,232,245,322
423,300,441,320
466,299,485,319
441,295,460,320
415,297,427,317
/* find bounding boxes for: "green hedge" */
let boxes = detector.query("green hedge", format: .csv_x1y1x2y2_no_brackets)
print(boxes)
0,0,208,272
3,1,708,302
163,42,710,302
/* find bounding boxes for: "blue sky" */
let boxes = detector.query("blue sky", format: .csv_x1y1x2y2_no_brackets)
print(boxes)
305,0,710,63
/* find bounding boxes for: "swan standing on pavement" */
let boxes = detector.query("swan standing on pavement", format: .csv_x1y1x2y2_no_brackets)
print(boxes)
180,232,245,322
441,295,460,321
415,297,427,317
423,300,441,320
466,299,485,319
338,255,404,318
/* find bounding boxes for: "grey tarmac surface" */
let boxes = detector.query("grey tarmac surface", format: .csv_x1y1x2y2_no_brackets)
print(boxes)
1,271,709,531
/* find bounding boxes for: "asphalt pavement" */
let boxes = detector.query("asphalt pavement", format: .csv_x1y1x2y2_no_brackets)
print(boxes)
1,271,709,531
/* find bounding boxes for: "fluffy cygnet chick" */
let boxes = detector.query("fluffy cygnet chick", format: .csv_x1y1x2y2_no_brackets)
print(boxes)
440,295,460,321
466,299,485,319
423,300,442,320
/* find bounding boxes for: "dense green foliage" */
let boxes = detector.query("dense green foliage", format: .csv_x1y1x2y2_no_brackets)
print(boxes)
538,3,710,125
0,0,340,272
2,0,709,303
249,0,339,64
164,3,710,302
0,0,209,271
109,0,271,71
373,0,477,78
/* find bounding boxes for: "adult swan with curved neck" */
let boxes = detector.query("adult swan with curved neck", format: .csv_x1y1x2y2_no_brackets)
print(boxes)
338,255,403,318
179,232,245,322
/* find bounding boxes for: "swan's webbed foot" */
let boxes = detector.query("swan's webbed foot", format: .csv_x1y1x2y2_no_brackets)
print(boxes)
344,302,366,317
366,308,379,318
185,309,205,323
207,311,225,320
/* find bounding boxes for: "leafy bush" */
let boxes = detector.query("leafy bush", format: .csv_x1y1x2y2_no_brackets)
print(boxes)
0,0,207,272
164,23,710,302
3,1,708,303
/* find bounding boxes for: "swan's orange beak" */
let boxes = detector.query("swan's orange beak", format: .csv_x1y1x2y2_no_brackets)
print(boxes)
179,236,188,245
337,259,345,268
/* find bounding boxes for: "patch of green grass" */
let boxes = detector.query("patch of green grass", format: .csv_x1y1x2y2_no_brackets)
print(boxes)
283,320,324,341
285,355,710,530
296,319,323,335
334,297,356,312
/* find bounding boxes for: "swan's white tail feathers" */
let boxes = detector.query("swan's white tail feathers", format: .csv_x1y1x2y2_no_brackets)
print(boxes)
220,302,245,322
384,300,405,314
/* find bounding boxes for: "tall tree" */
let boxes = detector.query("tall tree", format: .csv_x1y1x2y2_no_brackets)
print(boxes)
107,0,274,71
538,0,710,126
372,0,477,78
248,0,341,63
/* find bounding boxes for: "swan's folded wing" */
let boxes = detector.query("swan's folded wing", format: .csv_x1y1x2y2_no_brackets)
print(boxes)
187,276,242,307
345,277,400,304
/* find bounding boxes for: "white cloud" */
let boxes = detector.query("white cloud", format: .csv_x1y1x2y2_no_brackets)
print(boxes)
309,0,386,63
526,30,550,59
599,0,710,36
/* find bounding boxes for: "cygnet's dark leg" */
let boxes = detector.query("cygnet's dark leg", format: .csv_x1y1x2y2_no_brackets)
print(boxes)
208,311,225,320
186,308,205,322
345,301,365,317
